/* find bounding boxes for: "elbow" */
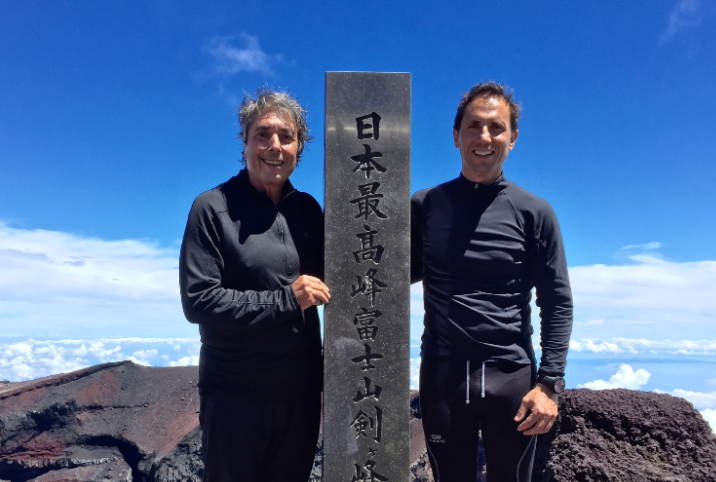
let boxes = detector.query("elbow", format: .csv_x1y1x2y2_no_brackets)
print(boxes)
181,293,205,324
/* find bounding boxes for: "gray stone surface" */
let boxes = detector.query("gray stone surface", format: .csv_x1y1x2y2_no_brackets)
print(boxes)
324,72,411,482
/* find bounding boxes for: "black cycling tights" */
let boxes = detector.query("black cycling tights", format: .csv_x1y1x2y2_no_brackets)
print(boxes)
420,357,536,482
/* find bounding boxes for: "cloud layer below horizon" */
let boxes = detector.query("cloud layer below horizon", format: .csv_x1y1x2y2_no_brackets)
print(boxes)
1,338,712,434
2,223,715,433
3,223,715,340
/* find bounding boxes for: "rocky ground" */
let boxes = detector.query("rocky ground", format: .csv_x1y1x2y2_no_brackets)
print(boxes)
1,362,715,481
0,362,202,482
533,388,716,481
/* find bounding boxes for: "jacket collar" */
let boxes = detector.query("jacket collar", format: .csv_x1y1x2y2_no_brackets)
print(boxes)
456,172,509,195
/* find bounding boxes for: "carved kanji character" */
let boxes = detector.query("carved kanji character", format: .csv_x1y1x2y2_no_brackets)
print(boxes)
350,268,387,307
354,376,382,402
353,224,384,263
351,343,383,371
350,183,387,220
356,112,381,140
351,144,386,179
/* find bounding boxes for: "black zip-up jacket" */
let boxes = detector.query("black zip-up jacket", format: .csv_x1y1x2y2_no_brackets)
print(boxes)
411,174,573,377
179,169,323,395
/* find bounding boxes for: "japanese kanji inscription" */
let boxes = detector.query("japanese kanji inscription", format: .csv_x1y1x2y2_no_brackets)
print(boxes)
324,72,411,482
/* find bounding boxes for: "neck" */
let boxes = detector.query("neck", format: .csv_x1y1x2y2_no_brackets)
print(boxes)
247,173,284,204
462,169,502,185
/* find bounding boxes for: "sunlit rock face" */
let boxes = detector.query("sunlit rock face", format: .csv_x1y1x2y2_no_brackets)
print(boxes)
2,364,715,482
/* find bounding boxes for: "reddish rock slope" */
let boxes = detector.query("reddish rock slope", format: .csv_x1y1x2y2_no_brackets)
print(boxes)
0,362,202,482
2,363,715,481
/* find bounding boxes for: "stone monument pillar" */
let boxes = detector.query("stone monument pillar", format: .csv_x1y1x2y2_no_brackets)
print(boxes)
324,72,411,482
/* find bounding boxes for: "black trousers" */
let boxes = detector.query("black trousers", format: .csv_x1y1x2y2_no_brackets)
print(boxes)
420,357,537,482
199,388,321,482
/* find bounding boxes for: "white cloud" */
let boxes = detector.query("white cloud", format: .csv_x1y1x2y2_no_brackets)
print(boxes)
0,222,178,302
410,283,425,317
0,222,191,339
570,339,623,354
0,338,200,382
7,221,715,344
410,357,421,390
129,349,159,366
568,338,716,355
569,256,716,340
170,355,200,367
207,34,282,76
659,0,700,46
621,242,661,251
584,319,604,326
701,409,716,433
410,282,425,342
669,389,716,410
579,364,651,390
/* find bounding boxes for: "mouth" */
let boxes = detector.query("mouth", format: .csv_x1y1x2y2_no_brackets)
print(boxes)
260,157,284,167
472,149,494,158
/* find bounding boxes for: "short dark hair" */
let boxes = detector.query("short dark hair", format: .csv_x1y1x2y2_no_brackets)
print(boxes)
453,81,521,133
238,87,313,164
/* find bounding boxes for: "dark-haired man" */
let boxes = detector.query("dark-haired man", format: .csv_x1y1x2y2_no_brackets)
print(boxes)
411,82,573,482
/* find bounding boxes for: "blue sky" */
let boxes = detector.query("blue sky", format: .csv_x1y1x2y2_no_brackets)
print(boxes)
1,1,715,428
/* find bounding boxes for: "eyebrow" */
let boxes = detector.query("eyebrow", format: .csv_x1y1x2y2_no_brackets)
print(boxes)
466,119,506,128
254,125,296,135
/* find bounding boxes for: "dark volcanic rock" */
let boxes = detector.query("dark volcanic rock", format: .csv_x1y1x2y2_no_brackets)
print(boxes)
0,361,202,482
2,365,715,481
534,388,716,482
409,388,716,482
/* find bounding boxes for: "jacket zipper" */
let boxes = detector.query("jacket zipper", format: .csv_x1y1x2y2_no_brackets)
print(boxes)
466,360,470,404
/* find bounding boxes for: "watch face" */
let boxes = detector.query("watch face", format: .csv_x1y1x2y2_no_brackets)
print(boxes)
554,377,566,393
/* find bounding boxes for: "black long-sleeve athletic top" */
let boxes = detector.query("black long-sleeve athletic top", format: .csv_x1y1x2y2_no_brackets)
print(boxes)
179,169,323,395
411,174,573,377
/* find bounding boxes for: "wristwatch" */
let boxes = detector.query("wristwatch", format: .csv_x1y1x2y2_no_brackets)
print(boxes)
537,375,565,394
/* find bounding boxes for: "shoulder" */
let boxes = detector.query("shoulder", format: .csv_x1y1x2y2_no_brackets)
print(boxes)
503,180,556,217
188,177,239,216
502,180,563,241
411,177,460,208
288,190,322,212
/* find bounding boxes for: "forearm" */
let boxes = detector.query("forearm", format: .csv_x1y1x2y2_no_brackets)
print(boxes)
536,293,573,377
178,207,301,329
181,280,300,328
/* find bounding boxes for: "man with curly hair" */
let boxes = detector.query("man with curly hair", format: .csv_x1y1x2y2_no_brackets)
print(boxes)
180,88,329,482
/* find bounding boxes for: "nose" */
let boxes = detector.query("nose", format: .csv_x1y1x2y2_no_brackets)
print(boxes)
479,126,491,143
267,133,281,151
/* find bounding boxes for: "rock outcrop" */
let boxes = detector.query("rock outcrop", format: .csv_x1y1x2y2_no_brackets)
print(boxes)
533,388,716,481
2,363,715,481
0,362,202,482
409,388,716,482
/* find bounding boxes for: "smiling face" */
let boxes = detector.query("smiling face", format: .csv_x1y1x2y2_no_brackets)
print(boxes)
453,95,519,184
244,109,298,201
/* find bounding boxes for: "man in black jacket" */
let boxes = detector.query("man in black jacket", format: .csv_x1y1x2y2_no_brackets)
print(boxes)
180,88,330,482
411,82,573,482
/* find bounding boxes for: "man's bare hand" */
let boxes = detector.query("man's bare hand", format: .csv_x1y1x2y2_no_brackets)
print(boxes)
292,275,331,311
514,384,558,436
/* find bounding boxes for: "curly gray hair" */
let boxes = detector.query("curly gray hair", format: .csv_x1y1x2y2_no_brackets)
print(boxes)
238,87,313,164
